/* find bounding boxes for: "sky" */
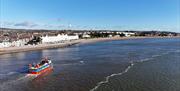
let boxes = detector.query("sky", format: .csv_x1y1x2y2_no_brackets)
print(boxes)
0,0,179,32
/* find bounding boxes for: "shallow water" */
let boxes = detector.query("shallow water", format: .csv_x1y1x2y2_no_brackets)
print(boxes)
0,38,180,91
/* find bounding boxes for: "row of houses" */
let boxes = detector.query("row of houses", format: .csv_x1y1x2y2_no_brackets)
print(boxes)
0,38,30,48
0,34,79,48
115,32,135,37
41,34,79,44
0,30,136,48
81,31,135,38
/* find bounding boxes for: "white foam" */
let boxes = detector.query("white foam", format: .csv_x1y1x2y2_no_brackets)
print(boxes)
0,72,17,76
152,55,160,58
90,49,180,91
0,74,36,91
61,61,85,66
90,62,134,91
139,58,153,62
80,61,84,64
174,50,180,53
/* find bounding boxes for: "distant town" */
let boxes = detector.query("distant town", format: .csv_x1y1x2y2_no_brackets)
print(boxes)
0,28,179,48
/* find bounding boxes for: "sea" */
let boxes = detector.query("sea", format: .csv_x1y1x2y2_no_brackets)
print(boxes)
0,38,180,91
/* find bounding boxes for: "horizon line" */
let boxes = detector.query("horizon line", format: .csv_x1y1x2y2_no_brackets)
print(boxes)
1,27,179,33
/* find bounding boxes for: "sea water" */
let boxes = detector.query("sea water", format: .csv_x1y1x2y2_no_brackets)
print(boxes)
0,38,179,91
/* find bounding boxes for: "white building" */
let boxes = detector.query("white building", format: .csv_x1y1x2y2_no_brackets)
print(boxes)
41,34,79,44
0,42,11,48
82,34,91,38
123,32,135,37
108,35,113,37
116,32,135,37
0,39,29,48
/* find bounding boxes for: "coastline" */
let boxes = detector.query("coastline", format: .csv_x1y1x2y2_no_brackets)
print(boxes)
0,36,179,55
78,36,180,44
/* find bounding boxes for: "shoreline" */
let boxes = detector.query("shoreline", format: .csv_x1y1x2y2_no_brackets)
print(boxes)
0,36,179,55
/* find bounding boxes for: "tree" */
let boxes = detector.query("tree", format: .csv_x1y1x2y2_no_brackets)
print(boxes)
119,33,125,37
26,36,42,45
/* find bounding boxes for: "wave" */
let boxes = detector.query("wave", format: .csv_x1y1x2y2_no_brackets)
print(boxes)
151,54,161,58
61,61,85,66
174,49,180,53
90,49,179,91
161,49,180,55
90,62,134,91
139,58,153,62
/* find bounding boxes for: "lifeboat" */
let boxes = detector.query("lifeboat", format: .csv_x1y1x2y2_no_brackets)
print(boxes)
29,57,53,74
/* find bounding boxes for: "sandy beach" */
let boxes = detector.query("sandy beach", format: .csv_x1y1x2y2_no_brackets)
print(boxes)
0,36,179,55
0,40,80,55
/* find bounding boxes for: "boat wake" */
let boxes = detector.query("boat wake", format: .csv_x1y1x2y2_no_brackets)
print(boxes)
0,72,18,77
0,74,37,91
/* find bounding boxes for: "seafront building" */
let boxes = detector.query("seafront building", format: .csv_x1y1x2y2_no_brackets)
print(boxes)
41,34,79,44
0,38,30,48
82,33,91,38
0,34,79,48
1,28,178,48
116,32,135,37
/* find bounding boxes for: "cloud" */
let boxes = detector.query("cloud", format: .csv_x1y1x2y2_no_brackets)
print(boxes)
14,21,39,27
